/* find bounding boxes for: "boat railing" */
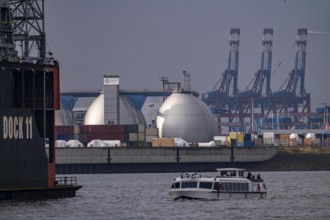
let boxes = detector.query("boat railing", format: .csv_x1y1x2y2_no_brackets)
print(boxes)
55,176,78,186
181,172,201,179
251,179,264,183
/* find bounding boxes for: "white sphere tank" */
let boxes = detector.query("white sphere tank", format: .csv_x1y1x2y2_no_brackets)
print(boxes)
156,91,217,143
84,94,146,125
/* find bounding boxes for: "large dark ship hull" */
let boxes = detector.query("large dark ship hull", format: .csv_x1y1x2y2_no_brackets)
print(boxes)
0,61,81,200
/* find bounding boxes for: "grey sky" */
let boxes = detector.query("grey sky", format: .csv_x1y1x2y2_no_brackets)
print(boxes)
45,0,330,109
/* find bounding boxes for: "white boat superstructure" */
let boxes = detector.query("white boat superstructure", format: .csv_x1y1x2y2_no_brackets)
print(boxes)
169,168,267,200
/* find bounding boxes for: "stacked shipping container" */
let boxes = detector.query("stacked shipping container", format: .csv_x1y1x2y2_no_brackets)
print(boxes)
79,125,126,146
56,126,74,141
126,124,146,147
56,124,155,147
146,127,158,147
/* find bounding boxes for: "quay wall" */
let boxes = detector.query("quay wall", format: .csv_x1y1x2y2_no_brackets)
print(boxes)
54,146,277,174
54,146,277,164
54,146,330,174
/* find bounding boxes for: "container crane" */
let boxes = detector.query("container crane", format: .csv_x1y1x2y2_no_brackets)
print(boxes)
272,28,311,127
202,28,240,133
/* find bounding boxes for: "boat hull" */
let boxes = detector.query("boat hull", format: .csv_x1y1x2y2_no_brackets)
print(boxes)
169,190,266,200
0,185,82,200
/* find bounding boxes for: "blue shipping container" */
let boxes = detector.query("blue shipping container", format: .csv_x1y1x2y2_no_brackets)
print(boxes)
244,134,252,141
244,141,256,147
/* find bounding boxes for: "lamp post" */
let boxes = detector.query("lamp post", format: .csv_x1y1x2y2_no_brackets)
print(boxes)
322,103,328,130
277,111,279,130
326,105,329,130
251,98,254,132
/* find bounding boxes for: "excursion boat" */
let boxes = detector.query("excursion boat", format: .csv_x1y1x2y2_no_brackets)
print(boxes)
169,168,267,200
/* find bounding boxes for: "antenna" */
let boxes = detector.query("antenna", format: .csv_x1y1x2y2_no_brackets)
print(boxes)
182,70,191,92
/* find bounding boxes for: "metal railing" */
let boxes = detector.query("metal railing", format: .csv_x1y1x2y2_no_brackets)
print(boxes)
55,176,78,186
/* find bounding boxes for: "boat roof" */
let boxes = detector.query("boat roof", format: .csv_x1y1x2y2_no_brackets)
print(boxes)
216,168,246,172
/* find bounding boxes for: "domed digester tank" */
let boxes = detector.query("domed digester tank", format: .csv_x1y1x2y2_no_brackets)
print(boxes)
156,91,217,143
55,103,74,125
84,94,146,125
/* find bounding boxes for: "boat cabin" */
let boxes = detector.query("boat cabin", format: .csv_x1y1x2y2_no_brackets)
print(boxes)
216,168,246,178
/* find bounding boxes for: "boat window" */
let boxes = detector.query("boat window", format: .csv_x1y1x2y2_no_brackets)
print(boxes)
243,183,249,191
175,182,180,189
220,171,236,177
220,182,249,191
238,182,243,191
228,182,233,191
213,182,219,190
171,183,174,189
199,182,213,189
181,181,197,188
233,182,237,191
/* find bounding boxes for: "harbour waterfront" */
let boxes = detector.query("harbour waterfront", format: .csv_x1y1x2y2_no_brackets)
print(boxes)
54,146,278,174
54,146,330,174
1,171,330,219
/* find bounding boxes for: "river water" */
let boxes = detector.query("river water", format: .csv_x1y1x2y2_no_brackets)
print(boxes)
1,171,330,220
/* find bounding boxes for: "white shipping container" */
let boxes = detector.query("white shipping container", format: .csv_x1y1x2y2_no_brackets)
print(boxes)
214,136,228,146
263,132,275,139
146,127,158,136
263,138,274,145
129,133,138,141
56,140,66,148
146,135,158,143
138,132,145,141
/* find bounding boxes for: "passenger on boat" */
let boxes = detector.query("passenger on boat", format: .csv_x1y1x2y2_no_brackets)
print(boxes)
257,174,263,182
247,172,252,180
251,175,256,182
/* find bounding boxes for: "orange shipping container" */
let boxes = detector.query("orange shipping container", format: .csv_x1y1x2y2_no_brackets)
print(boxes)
152,138,175,147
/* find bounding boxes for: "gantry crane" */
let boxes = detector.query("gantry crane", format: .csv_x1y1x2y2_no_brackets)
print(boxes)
271,28,311,127
202,28,240,133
